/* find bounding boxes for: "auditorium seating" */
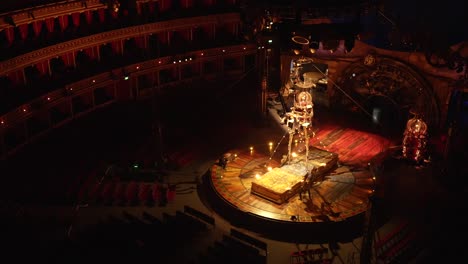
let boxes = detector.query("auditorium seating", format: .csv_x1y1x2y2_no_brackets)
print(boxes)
0,0,252,160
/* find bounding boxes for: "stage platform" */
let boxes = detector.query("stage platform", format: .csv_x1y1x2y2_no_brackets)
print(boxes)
207,122,393,224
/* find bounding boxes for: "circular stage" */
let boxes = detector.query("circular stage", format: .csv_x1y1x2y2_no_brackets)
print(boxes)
200,122,393,243
209,149,375,223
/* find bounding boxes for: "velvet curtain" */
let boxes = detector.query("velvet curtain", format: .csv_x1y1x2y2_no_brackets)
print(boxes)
134,36,146,49
61,52,75,67
18,24,29,40
32,21,43,37
4,27,15,45
45,17,55,33
59,15,69,31
159,0,171,12
72,13,81,27
111,40,122,55
8,70,24,86
35,61,49,76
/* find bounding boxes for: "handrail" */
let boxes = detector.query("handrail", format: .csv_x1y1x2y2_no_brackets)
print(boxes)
1,44,257,126
0,13,241,75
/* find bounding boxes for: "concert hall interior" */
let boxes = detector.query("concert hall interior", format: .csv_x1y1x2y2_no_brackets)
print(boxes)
0,1,467,263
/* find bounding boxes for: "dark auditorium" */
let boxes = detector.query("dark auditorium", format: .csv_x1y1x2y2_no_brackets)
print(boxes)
1,1,467,263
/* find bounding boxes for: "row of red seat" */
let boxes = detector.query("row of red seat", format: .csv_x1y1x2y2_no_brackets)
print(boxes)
79,180,175,206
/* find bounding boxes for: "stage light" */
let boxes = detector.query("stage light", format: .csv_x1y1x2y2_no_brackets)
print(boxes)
372,108,381,124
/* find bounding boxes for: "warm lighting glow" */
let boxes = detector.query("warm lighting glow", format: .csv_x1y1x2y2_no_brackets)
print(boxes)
47,97,51,101
292,152,297,158
158,61,162,64
402,115,428,163
23,108,27,112
92,79,96,83
1,120,4,124
201,52,204,56
250,146,253,151
136,66,140,70
255,174,261,179
267,166,272,171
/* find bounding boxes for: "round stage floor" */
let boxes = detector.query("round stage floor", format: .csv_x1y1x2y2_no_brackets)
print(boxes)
201,119,394,243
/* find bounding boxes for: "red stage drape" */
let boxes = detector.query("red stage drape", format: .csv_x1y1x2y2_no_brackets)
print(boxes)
148,1,156,13
182,0,193,8
159,0,171,12
4,27,15,45
72,13,81,27
45,17,55,32
201,24,213,40
111,9,119,19
8,70,25,86
98,8,106,23
111,40,122,55
158,31,168,44
32,21,43,37
85,10,93,25
134,36,146,49
84,47,97,60
61,52,75,67
59,15,69,31
203,0,213,6
35,61,49,76
18,24,29,40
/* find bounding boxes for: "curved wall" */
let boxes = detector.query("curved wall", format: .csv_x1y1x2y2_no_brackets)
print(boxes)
0,0,254,160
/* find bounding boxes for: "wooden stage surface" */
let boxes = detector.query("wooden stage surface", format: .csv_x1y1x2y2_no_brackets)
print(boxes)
209,122,393,223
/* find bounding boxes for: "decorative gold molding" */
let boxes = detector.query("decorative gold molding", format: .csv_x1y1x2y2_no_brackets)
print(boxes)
0,1,106,30
0,13,240,75
1,43,256,125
